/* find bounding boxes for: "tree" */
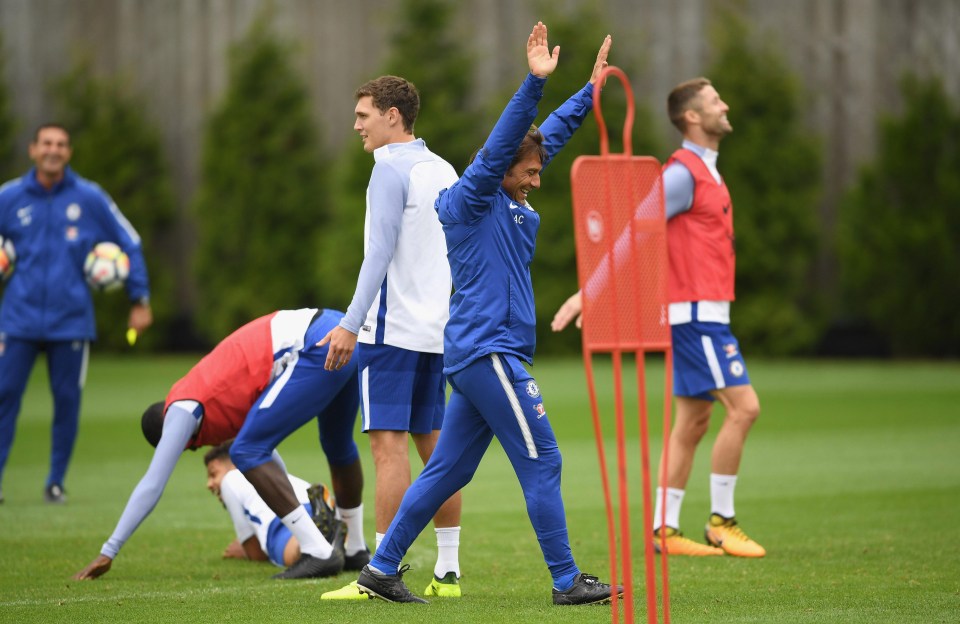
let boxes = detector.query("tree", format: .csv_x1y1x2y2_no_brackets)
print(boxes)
838,75,960,356
530,1,663,355
0,31,17,182
193,12,327,341
318,0,480,311
704,9,823,355
52,61,177,351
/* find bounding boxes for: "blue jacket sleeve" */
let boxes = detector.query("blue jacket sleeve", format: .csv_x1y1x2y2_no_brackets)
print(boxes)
439,74,546,224
91,186,151,302
538,81,595,173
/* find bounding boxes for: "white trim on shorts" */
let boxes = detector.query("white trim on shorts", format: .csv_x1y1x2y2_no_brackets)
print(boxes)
361,365,371,430
490,354,538,459
701,335,726,390
260,351,299,409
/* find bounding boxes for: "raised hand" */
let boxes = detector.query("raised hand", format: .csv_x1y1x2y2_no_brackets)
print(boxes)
589,35,613,85
527,21,559,78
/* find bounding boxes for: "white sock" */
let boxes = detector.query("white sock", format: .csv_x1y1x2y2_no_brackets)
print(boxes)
710,473,737,518
375,532,385,552
653,487,685,531
434,527,461,578
281,506,332,559
338,504,367,555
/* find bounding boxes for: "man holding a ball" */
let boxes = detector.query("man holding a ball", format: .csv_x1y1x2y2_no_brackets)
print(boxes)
0,123,152,505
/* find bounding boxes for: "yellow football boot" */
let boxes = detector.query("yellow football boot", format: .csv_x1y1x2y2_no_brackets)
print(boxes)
424,571,461,597
652,526,724,556
320,580,372,600
704,514,766,558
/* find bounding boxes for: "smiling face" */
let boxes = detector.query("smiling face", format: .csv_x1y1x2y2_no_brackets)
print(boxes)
205,457,233,501
693,85,732,138
29,126,72,187
354,95,400,153
501,154,543,204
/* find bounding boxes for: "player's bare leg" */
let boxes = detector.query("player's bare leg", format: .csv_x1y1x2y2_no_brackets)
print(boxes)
653,397,723,555
369,430,413,537
710,384,760,475
664,396,714,489
704,384,765,556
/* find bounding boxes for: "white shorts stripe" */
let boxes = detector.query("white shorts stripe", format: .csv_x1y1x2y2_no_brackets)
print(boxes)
260,351,299,409
701,335,726,389
361,365,371,430
490,354,538,459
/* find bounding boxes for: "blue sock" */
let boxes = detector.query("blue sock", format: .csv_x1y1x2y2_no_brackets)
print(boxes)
553,570,580,592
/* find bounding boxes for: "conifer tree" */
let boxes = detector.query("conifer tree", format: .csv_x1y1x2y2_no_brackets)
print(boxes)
319,0,479,311
838,76,960,356
194,12,326,341
52,62,177,351
704,10,822,355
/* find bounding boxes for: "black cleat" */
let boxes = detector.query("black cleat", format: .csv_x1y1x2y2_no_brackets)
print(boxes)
552,572,623,606
307,483,338,542
272,522,345,580
44,484,67,504
357,564,428,603
344,547,372,571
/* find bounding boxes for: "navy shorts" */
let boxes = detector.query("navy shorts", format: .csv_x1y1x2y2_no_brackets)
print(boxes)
671,321,750,401
356,342,445,434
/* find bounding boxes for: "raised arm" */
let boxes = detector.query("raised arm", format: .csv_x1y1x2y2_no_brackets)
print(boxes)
539,33,613,171
527,21,559,78
589,35,612,85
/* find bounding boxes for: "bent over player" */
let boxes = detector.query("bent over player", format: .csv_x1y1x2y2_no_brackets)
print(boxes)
73,308,369,580
355,23,622,606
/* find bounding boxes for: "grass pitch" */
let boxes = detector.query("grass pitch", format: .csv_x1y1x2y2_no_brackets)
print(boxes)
0,354,957,623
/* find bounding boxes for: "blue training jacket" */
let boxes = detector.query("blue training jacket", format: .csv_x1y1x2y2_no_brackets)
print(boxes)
436,73,595,374
0,166,150,341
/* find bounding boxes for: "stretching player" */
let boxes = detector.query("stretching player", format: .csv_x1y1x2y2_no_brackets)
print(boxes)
354,23,622,605
551,78,765,557
203,441,343,569
318,75,463,599
73,308,369,580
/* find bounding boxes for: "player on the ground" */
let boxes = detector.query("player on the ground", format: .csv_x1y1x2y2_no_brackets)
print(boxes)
551,78,765,558
73,308,369,580
0,124,152,505
317,75,463,599
203,440,345,569
354,23,623,606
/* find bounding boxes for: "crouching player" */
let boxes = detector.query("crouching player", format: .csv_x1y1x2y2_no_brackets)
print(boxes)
204,440,348,569
73,308,370,581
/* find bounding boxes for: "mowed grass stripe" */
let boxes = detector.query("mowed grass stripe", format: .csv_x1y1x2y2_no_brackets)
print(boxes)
0,356,957,623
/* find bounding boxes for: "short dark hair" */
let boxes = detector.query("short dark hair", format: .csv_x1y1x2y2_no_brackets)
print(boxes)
33,123,71,144
141,402,166,448
507,124,547,173
203,439,234,466
468,125,547,172
355,76,420,133
667,77,712,133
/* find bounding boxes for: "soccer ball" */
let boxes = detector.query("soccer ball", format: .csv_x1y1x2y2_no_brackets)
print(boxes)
84,242,130,292
0,235,14,281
